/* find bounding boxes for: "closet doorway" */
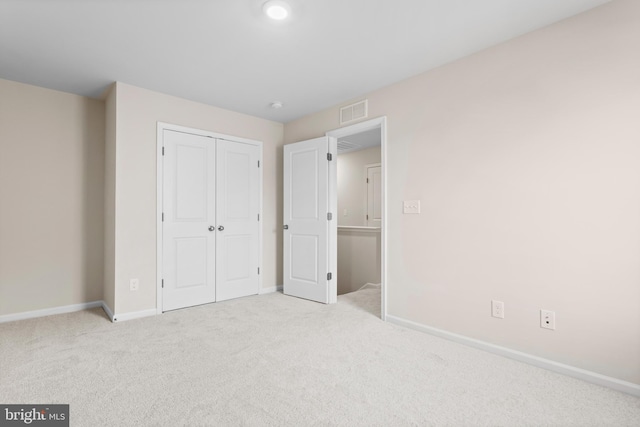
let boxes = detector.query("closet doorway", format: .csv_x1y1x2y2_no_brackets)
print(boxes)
156,123,263,313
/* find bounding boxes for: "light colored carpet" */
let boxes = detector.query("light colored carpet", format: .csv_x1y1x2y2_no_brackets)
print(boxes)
1,288,638,426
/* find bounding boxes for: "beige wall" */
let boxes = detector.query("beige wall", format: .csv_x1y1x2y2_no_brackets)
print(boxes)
109,82,283,315
338,147,381,227
0,78,105,316
285,0,640,385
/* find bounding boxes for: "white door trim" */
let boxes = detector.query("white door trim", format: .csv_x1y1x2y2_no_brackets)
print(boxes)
156,122,263,314
326,117,388,320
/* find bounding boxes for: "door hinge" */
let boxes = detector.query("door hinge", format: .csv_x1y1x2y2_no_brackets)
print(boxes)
327,153,333,161
162,212,164,222
162,146,165,156
161,279,164,288
258,160,260,168
366,214,369,220
257,214,260,221
258,267,260,275
327,272,332,281
366,178,369,183
327,212,332,221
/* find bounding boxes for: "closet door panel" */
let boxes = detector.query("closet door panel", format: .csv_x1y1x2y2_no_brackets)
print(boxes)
162,130,216,312
215,139,260,301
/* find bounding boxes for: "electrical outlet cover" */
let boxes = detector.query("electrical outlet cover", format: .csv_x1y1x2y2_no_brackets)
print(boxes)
540,309,556,330
491,300,504,319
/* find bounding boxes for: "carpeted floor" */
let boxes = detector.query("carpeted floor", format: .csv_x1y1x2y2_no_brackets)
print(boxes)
1,288,638,426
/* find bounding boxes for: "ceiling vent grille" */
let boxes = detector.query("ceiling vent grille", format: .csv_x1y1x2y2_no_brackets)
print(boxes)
340,100,368,125
337,140,361,153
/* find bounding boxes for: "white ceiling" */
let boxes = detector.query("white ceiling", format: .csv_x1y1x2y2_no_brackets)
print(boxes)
0,0,609,123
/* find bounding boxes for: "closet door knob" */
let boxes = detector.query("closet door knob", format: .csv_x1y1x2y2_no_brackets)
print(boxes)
218,225,225,231
208,226,215,232
283,225,289,230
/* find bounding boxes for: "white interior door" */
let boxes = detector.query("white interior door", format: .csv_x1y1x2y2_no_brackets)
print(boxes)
283,136,337,304
215,139,261,301
162,130,216,312
366,164,382,227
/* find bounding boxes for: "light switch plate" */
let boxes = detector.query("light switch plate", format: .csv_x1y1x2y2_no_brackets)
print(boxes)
403,200,421,214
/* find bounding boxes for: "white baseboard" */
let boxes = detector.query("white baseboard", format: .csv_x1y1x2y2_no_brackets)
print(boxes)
260,285,283,295
0,300,158,324
0,301,104,324
111,308,157,322
386,314,640,397
2,289,283,324
101,301,115,322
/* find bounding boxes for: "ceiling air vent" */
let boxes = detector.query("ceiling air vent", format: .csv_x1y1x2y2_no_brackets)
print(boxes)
337,140,361,153
340,99,368,125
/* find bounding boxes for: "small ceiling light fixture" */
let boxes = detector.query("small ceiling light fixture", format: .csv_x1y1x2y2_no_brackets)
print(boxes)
263,0,291,20
270,101,284,109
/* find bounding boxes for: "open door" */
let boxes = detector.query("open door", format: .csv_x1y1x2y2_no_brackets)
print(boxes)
283,136,337,304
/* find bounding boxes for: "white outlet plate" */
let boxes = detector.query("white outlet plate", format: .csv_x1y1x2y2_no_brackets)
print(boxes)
403,200,421,214
540,309,556,330
130,278,139,291
491,300,504,319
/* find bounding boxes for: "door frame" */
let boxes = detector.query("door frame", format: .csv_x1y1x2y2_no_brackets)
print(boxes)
326,117,388,320
156,122,263,314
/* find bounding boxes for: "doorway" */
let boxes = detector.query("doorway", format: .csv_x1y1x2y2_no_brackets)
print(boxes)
327,117,387,320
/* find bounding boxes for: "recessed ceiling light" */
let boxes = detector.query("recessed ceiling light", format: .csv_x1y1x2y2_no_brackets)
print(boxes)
270,101,284,109
263,0,291,20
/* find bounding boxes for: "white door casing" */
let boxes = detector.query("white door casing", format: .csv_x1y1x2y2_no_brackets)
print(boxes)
283,136,337,304
366,164,382,227
215,139,261,301
162,129,216,312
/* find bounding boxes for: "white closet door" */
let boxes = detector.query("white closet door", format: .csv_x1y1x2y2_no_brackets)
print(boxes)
162,130,216,312
215,139,260,301
283,136,337,304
